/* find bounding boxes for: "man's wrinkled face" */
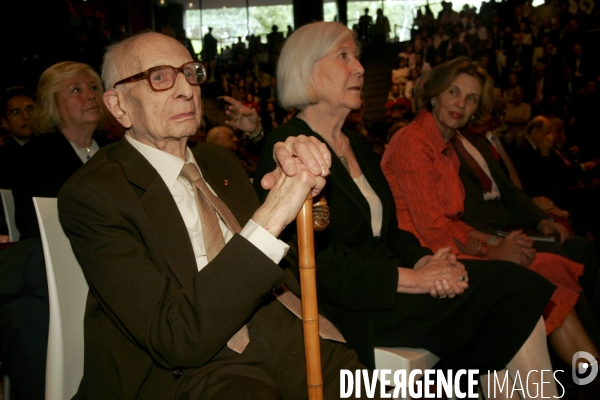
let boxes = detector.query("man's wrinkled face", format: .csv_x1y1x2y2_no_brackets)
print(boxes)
115,34,202,145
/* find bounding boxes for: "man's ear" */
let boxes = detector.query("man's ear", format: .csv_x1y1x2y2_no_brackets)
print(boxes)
103,89,132,129
0,117,8,131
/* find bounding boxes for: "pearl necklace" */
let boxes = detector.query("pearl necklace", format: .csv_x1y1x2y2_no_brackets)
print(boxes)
298,112,350,173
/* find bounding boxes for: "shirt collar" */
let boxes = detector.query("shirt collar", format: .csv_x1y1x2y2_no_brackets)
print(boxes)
415,109,452,154
525,135,538,150
124,134,199,189
12,136,29,146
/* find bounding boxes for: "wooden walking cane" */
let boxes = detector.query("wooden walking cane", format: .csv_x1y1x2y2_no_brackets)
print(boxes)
296,193,328,400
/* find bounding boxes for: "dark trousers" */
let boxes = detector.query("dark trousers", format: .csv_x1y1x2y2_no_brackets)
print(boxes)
138,299,383,400
0,239,48,400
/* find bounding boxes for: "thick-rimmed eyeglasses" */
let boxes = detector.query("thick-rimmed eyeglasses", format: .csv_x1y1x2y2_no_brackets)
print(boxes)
10,105,34,117
113,61,207,92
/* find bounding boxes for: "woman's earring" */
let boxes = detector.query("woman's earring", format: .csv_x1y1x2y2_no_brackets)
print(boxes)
470,115,475,121
430,101,434,107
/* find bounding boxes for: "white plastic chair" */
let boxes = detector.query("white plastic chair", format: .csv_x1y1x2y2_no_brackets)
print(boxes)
33,197,87,400
0,189,19,241
374,347,440,399
2,372,10,400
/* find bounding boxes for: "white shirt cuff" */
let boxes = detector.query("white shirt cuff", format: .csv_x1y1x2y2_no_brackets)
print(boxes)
241,219,290,264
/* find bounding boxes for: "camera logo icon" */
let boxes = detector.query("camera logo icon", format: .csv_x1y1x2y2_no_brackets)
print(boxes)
572,351,598,386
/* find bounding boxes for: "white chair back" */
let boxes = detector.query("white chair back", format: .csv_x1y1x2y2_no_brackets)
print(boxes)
33,197,87,400
375,347,440,399
0,189,19,241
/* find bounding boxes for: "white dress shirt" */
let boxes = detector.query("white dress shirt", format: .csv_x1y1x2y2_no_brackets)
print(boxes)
353,174,383,237
69,139,100,163
457,134,501,201
125,135,288,271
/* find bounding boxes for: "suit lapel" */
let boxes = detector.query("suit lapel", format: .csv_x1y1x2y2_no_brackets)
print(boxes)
327,153,371,226
113,140,199,286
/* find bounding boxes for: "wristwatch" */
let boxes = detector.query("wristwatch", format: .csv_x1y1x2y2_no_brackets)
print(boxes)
246,126,264,140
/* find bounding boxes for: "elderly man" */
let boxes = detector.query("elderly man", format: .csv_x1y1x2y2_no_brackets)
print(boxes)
206,125,239,152
58,32,376,399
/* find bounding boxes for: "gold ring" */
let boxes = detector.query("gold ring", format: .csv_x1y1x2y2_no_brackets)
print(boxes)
460,276,466,282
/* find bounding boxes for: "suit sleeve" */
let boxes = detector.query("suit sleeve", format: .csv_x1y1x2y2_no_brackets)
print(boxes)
58,181,287,369
472,136,548,228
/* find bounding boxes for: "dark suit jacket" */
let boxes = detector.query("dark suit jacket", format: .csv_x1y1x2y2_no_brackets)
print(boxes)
12,132,87,239
513,138,584,198
456,132,547,234
0,137,27,190
58,140,298,399
253,118,432,369
437,39,468,61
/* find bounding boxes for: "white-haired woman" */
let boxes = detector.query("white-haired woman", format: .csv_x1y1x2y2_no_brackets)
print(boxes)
14,61,106,239
254,21,560,398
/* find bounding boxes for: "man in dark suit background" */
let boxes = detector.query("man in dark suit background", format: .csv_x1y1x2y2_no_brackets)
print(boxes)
437,33,468,62
58,32,377,399
455,125,600,337
0,87,36,190
0,86,36,236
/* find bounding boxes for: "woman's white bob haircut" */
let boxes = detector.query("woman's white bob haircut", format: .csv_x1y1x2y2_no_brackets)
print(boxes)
277,21,355,110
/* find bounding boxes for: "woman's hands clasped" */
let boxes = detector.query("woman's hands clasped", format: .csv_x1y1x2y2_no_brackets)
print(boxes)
399,247,469,299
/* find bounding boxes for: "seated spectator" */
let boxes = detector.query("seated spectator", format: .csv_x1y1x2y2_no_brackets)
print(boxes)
502,72,520,103
230,78,247,101
468,16,488,41
514,115,600,244
249,80,262,103
385,97,412,122
208,127,261,179
255,24,561,398
391,57,410,85
528,63,548,115
260,100,285,132
437,33,468,61
503,86,531,146
398,43,417,69
0,87,36,191
58,31,373,399
432,25,449,49
413,53,431,73
206,125,239,152
460,114,600,328
387,84,402,101
242,92,260,114
533,38,558,72
260,76,277,104
516,21,533,46
0,61,107,400
506,33,533,87
568,43,597,93
404,69,420,100
380,59,600,398
13,61,107,241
